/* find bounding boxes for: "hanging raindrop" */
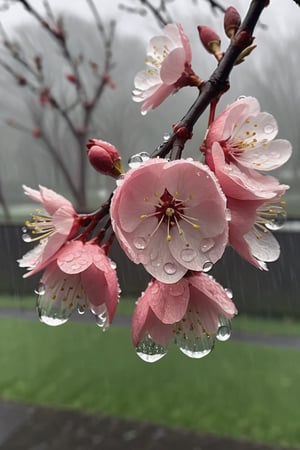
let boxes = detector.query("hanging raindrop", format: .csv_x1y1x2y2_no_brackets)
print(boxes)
34,282,45,296
202,260,213,272
139,151,150,162
77,305,86,315
136,334,168,363
216,316,232,342
265,209,287,231
37,295,73,327
176,333,214,359
224,288,233,299
22,233,32,243
163,132,170,141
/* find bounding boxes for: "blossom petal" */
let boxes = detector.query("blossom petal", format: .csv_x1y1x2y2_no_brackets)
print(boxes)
149,279,190,324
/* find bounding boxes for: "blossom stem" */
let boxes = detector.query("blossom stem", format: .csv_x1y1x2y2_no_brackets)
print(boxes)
152,0,267,159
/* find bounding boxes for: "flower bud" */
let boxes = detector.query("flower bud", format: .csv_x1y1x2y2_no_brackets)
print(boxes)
87,139,123,178
198,26,221,57
224,7,241,39
65,73,79,85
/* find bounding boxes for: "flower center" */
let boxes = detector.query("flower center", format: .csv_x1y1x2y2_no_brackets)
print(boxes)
22,209,55,243
140,188,200,244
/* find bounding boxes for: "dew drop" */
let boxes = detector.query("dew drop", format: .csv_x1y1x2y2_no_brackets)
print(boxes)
95,312,109,330
216,316,232,342
237,95,246,100
163,262,177,275
21,226,27,233
110,260,117,269
38,315,69,326
128,154,143,169
116,174,125,186
77,305,86,315
224,288,233,298
133,237,147,250
200,238,215,253
163,132,170,141
63,253,74,263
176,333,215,359
265,210,287,231
225,208,232,222
202,260,213,272
22,233,32,243
264,124,274,134
141,110,147,116
139,151,150,161
136,334,167,363
70,263,81,271
180,248,196,262
34,282,45,296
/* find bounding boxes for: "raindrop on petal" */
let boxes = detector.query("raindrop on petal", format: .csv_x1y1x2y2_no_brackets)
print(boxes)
163,262,177,275
163,132,170,141
202,260,213,272
176,333,215,359
133,237,147,250
200,238,215,253
136,334,168,363
139,151,150,161
22,233,32,243
180,248,196,263
225,208,232,222
224,288,233,299
128,154,143,169
110,260,117,269
265,210,287,231
21,226,27,233
34,282,45,296
217,316,232,342
116,174,125,186
37,295,73,327
237,95,246,100
77,305,86,315
264,124,274,134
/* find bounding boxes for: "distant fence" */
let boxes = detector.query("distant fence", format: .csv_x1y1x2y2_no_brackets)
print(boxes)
1,224,300,317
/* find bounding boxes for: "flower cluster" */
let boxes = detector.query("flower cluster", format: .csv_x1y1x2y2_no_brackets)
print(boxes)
19,13,292,363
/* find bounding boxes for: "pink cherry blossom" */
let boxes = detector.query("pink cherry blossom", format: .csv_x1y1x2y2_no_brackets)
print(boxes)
18,185,80,277
205,96,292,172
37,239,119,327
132,23,198,114
132,272,237,360
209,142,289,200
110,158,228,284
228,196,287,270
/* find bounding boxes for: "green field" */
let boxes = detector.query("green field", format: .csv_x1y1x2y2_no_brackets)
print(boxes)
0,317,300,448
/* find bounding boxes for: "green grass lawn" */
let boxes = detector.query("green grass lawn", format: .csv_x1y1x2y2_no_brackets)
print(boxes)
0,317,300,448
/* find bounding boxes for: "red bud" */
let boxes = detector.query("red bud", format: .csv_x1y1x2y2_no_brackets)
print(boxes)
224,7,241,38
198,26,221,57
87,139,123,178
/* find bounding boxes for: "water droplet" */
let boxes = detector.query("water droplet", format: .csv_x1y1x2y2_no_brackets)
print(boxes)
37,295,73,326
133,237,147,250
128,154,143,169
38,315,69,326
217,316,232,342
163,262,177,275
70,263,81,271
200,238,215,253
110,260,117,269
34,282,45,296
202,261,213,272
139,151,150,161
264,124,274,134
95,312,109,330
77,305,86,315
224,288,233,298
21,226,27,233
180,248,196,262
265,211,287,231
176,333,214,359
225,208,232,222
22,233,32,243
136,334,167,363
237,95,246,100
63,253,74,263
116,174,125,186
141,110,147,116
163,132,170,141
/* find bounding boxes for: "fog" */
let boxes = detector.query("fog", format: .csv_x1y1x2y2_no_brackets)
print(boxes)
0,0,299,219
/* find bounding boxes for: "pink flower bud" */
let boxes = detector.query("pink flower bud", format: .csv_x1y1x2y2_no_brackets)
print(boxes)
87,139,123,178
198,26,221,56
224,7,241,38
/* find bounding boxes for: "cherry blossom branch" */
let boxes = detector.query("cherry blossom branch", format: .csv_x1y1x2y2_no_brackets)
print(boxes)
152,0,268,158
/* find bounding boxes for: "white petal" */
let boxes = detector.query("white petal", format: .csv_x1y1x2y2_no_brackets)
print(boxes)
244,228,280,262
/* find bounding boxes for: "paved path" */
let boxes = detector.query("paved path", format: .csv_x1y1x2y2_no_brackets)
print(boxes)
2,308,300,350
0,399,297,450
